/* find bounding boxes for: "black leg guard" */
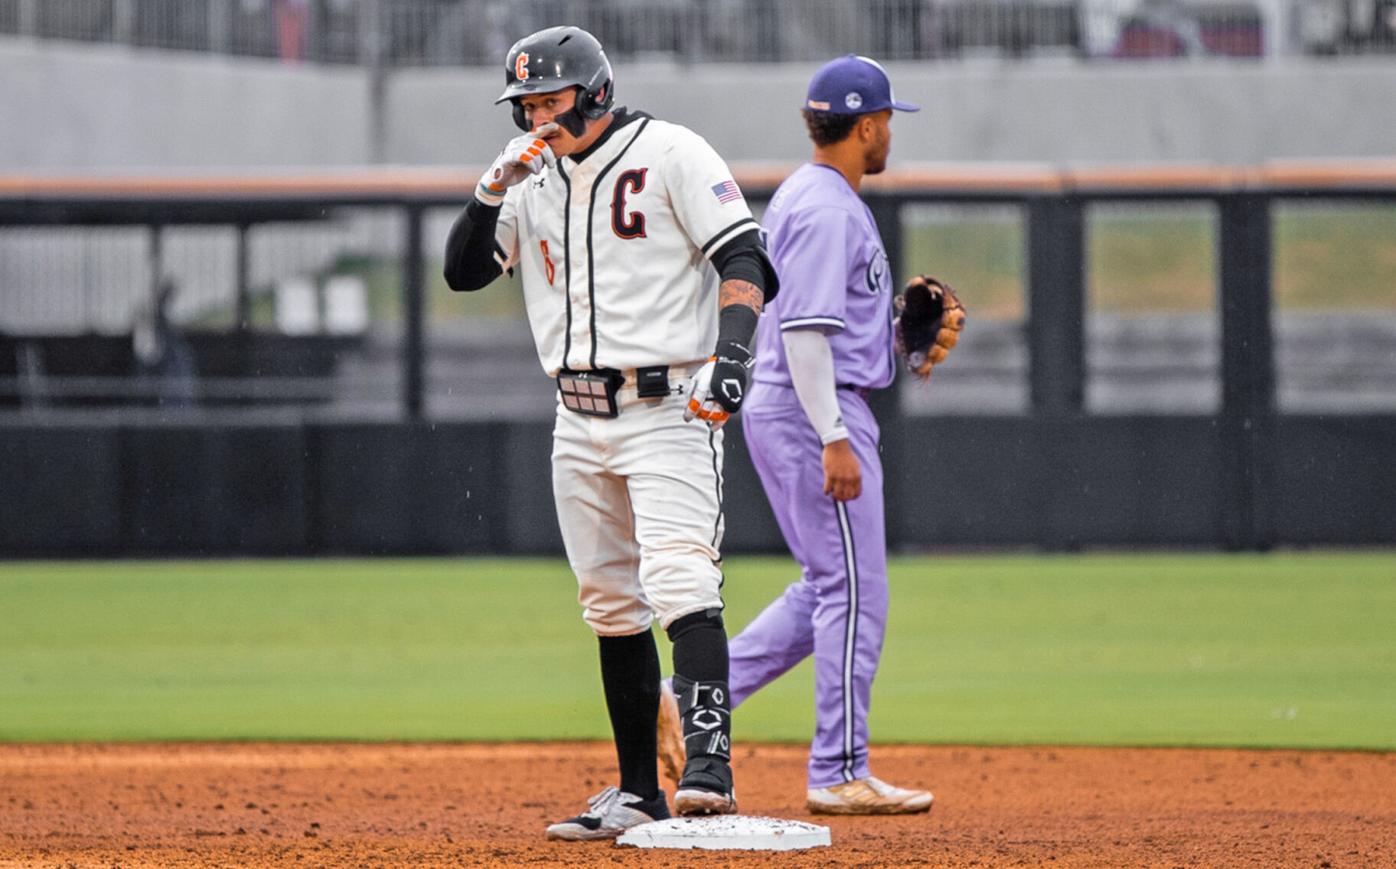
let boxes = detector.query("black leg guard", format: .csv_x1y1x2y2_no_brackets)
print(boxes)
670,674,733,792
667,609,736,812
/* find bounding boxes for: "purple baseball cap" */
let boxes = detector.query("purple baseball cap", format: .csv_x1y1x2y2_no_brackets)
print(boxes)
803,54,919,115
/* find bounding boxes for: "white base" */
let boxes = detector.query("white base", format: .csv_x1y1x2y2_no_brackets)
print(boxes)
616,815,832,851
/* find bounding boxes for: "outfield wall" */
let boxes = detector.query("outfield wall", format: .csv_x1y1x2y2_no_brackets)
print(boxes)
4,164,1394,555
2,414,1392,557
4,40,1396,169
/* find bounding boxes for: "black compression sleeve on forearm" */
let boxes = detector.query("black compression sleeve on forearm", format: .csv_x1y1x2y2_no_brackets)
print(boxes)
443,199,504,292
715,303,758,360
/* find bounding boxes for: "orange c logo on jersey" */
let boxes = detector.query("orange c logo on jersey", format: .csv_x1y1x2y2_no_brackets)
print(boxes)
515,52,530,82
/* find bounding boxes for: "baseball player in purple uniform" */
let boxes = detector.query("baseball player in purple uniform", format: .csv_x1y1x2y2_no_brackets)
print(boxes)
658,55,932,815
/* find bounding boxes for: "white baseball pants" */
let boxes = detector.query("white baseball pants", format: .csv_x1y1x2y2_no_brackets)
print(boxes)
551,375,726,636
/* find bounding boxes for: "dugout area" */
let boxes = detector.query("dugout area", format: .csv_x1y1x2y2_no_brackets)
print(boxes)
3,163,1396,557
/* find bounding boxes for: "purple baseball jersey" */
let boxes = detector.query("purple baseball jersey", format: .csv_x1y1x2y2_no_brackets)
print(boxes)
753,162,896,390
727,161,898,789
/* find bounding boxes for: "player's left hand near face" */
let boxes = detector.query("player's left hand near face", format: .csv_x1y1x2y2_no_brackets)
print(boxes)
684,348,753,431
475,124,559,206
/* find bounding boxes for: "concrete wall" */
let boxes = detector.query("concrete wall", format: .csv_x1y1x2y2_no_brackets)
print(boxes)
3,39,1395,170
0,41,368,169
400,58,1396,166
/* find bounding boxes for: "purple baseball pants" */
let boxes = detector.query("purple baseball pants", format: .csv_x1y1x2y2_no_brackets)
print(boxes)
729,381,889,788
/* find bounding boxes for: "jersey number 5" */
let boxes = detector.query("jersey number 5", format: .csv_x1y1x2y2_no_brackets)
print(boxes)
611,169,647,240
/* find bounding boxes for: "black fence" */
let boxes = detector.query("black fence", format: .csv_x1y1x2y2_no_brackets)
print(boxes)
2,163,1395,556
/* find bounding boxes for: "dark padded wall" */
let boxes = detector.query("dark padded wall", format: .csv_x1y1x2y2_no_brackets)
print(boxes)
1270,416,1396,544
4,414,1392,557
309,423,506,554
122,424,310,554
0,425,124,554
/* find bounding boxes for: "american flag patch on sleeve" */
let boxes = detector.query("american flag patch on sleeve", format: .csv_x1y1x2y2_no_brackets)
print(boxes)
711,180,743,204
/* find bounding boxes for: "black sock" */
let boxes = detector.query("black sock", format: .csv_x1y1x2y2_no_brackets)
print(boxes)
598,630,661,801
667,609,732,777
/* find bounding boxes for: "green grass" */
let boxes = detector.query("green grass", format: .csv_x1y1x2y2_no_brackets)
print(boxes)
1086,206,1216,312
1274,202,1396,310
3,554,1394,749
900,205,1025,317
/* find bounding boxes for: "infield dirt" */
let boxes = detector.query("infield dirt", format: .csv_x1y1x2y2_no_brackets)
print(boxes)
1,742,1392,867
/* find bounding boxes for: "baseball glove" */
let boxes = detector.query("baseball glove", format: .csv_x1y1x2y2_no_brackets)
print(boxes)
893,275,966,381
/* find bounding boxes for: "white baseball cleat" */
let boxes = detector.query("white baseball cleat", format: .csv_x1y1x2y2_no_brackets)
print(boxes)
545,786,671,841
806,776,933,815
656,679,686,787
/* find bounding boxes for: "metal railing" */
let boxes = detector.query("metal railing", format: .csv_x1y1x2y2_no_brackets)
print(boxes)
2,0,1392,64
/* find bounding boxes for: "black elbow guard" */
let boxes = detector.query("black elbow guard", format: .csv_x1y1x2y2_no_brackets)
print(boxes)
711,230,779,302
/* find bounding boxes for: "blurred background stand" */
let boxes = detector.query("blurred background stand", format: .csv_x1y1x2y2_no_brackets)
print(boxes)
2,165,1394,556
132,276,199,409
3,0,1393,63
1,1,1393,555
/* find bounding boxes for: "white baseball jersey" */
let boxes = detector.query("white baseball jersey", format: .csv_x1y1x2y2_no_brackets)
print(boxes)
492,110,761,375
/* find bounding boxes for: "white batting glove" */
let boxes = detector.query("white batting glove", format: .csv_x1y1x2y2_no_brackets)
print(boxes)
684,351,752,431
475,124,558,206
684,359,730,431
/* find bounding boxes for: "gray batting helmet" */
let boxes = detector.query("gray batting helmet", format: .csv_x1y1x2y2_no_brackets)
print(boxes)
496,25,615,128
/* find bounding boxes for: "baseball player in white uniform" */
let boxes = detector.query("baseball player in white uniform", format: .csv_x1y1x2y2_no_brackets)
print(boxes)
443,25,778,841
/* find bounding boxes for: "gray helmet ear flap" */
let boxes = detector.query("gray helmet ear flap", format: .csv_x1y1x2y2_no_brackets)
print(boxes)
575,79,614,121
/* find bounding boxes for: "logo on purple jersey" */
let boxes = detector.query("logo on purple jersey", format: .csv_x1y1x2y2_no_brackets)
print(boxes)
711,180,743,204
865,249,889,294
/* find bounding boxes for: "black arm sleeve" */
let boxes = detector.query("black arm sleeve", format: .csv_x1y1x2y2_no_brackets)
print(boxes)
443,199,506,292
715,303,759,361
710,229,780,303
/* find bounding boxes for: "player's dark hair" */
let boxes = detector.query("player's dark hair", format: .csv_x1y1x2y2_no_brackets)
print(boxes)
802,110,860,147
